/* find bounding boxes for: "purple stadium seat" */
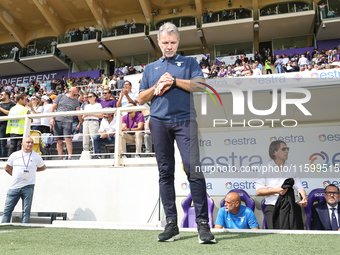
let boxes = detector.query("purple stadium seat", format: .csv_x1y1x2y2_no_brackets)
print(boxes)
304,188,325,230
219,189,255,211
261,199,267,229
181,192,214,228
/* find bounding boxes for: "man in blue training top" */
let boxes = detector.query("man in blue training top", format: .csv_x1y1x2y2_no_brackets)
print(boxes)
215,192,259,229
138,22,215,244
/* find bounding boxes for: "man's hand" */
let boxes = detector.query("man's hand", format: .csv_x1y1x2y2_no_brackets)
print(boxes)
100,133,108,139
154,73,174,96
122,126,129,131
50,118,55,127
276,186,288,196
299,197,308,207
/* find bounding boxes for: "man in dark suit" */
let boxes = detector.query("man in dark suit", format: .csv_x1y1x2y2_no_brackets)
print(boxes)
311,184,340,230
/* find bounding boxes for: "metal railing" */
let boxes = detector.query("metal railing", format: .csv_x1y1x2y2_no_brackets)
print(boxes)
0,106,156,167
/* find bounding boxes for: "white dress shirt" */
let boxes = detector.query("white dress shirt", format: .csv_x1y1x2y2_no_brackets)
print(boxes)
256,160,304,205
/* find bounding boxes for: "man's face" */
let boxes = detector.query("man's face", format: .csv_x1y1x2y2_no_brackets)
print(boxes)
0,92,6,101
324,186,340,206
124,82,132,92
102,90,111,100
274,142,289,161
103,113,110,120
224,195,238,213
158,32,179,58
22,138,34,152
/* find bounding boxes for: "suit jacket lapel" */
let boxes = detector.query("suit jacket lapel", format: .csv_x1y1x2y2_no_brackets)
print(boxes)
322,202,332,230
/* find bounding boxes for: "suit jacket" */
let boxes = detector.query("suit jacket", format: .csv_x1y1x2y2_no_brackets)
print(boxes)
311,200,340,230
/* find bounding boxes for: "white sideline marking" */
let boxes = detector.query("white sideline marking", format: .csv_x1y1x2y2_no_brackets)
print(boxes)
1,222,340,235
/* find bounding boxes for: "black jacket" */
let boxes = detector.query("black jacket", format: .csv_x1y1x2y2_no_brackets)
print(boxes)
273,178,304,229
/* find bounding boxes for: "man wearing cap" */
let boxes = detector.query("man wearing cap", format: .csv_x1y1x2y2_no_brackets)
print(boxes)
1,137,46,223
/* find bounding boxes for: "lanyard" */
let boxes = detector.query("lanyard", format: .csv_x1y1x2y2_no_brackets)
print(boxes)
22,151,32,170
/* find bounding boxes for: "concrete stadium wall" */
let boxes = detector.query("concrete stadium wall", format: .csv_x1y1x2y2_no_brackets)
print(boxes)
0,166,160,225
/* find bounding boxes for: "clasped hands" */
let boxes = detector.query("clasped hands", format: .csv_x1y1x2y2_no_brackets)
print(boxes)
154,72,174,96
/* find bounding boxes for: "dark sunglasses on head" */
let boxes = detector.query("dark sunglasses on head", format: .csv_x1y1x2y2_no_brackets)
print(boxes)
88,95,93,98
281,147,289,151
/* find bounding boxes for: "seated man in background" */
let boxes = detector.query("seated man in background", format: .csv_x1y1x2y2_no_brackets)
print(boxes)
121,102,144,158
92,108,116,159
215,192,259,229
311,184,340,231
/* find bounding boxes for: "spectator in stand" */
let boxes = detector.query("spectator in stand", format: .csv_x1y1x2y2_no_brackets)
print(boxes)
327,8,335,18
333,49,339,62
226,65,235,76
99,88,116,108
116,76,125,90
81,92,89,110
89,25,95,39
116,81,137,109
40,96,52,133
93,108,116,159
130,19,136,33
0,91,15,158
51,39,57,53
208,9,213,23
124,19,129,34
201,64,210,78
265,56,272,74
243,54,249,63
255,60,263,74
327,50,334,64
121,102,144,158
6,94,29,156
29,96,44,132
244,69,253,76
50,87,81,160
319,2,326,19
240,61,250,76
252,64,262,76
274,54,283,73
218,66,227,77
83,26,89,40
298,54,309,68
203,7,208,23
234,56,242,66
82,92,103,152
229,9,234,19
209,65,218,78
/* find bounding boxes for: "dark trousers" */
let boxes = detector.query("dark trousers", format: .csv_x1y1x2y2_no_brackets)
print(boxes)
150,118,208,222
265,204,303,229
0,124,8,158
8,134,23,156
265,205,275,229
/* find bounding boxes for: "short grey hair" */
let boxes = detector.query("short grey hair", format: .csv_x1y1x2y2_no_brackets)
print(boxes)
157,22,180,40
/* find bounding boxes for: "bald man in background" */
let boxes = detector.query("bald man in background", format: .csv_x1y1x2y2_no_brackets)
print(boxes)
215,192,259,229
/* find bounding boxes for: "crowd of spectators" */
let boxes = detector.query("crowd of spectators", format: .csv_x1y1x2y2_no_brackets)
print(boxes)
198,47,340,77
0,71,154,159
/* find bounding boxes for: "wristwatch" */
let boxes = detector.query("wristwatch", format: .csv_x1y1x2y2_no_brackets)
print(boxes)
172,76,176,88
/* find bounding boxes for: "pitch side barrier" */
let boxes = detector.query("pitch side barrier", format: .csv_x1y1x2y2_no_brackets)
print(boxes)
0,106,156,167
